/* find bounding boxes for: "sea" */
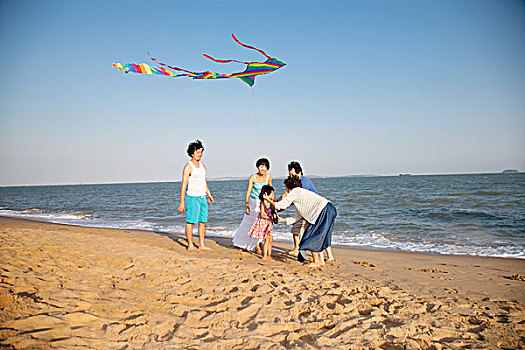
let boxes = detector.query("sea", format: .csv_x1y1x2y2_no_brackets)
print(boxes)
1,173,524,259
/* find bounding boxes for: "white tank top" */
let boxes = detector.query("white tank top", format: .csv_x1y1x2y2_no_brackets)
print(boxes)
186,161,206,196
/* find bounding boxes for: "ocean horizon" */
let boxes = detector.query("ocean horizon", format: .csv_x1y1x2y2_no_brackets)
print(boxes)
1,171,520,187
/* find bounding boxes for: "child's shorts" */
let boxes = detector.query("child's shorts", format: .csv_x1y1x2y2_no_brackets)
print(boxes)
185,195,208,224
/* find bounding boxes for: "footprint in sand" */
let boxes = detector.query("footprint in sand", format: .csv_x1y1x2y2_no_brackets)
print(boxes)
424,275,452,280
353,261,375,268
404,267,448,274
504,274,525,281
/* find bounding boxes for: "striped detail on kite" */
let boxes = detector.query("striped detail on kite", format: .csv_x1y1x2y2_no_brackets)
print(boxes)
239,76,256,86
230,58,286,83
112,62,186,77
249,61,285,69
158,67,175,76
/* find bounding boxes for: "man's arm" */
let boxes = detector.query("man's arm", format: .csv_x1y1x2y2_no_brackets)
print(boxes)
177,164,191,213
202,161,214,204
205,181,214,203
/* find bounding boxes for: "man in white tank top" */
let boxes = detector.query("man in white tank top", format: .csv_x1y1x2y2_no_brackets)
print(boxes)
178,140,214,251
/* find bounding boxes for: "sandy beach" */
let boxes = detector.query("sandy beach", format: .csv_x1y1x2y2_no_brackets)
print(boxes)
0,216,523,349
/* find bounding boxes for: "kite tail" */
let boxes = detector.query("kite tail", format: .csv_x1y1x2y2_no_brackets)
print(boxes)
231,33,272,60
202,53,251,65
148,52,195,74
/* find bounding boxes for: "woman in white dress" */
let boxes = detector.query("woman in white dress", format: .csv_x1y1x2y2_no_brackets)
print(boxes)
232,158,272,252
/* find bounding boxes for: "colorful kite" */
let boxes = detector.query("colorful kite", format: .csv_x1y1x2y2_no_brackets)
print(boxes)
112,34,285,86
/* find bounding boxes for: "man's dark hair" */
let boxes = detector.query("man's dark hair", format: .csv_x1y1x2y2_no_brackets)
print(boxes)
259,185,274,201
284,175,302,190
256,158,270,170
187,139,204,157
287,161,302,175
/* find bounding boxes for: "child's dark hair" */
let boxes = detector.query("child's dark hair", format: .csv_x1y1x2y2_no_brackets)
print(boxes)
287,161,302,174
187,139,204,157
259,185,274,201
284,175,302,190
256,158,270,170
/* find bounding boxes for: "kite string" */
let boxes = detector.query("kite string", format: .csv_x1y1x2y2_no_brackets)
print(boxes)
251,88,263,155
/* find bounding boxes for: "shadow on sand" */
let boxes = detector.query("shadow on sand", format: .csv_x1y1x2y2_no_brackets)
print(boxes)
155,230,298,263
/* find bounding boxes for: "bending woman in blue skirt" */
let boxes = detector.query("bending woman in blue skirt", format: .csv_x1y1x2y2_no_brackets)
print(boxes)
264,175,337,267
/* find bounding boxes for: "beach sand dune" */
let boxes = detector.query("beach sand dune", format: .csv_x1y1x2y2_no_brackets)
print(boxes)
0,217,524,349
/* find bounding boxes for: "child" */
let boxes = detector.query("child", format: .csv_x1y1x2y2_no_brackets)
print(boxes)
177,139,214,251
248,185,285,261
232,158,272,252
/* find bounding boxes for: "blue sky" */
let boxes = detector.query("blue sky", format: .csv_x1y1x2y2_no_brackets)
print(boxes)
1,0,524,185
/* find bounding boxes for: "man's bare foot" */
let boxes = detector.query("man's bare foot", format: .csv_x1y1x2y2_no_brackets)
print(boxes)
307,262,324,268
288,250,299,256
262,256,273,262
198,245,212,251
187,244,197,251
326,259,338,264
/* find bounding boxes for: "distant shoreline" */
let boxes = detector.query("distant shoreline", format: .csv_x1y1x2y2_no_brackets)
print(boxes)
1,171,521,188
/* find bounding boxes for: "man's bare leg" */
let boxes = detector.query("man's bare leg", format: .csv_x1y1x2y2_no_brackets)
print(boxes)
185,223,197,251
288,234,300,256
197,222,211,250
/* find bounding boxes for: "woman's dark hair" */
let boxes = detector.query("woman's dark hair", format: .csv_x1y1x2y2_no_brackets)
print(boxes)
187,139,204,157
287,161,302,174
284,175,302,190
259,185,274,201
256,158,270,170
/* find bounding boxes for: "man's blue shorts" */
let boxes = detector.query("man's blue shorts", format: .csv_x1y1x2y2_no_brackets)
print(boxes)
185,195,208,224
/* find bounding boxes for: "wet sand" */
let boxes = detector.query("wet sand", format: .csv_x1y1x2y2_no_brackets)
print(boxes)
0,216,524,349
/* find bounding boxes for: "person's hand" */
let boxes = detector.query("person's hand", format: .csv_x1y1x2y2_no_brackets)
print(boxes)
207,193,214,204
177,203,185,213
245,204,250,215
